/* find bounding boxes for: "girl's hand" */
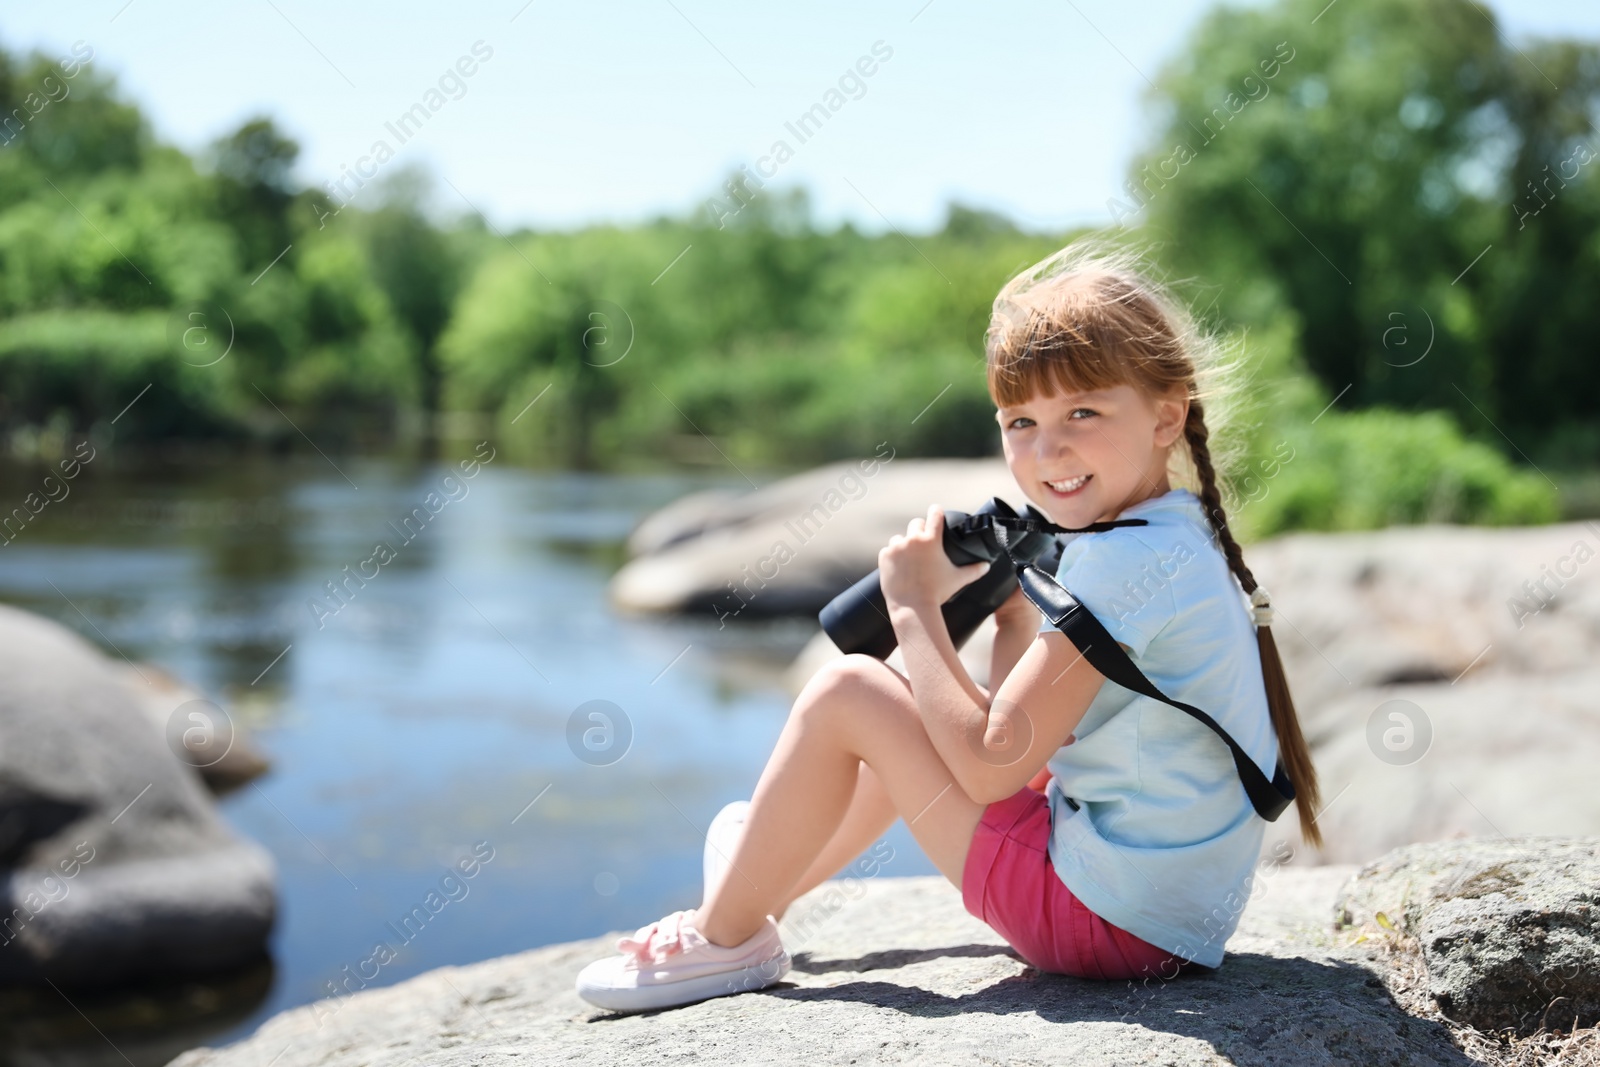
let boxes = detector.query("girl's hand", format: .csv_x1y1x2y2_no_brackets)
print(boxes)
879,505,993,612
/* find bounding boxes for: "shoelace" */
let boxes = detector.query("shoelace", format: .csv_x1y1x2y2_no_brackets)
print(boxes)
616,910,694,965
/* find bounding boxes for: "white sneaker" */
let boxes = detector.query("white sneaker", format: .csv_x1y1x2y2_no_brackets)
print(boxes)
702,799,750,903
575,909,790,1013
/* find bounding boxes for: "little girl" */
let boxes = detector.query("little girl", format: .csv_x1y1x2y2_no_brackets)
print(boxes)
577,239,1323,1012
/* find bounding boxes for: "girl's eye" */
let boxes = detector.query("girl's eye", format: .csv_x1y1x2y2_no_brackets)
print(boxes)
1006,409,1095,428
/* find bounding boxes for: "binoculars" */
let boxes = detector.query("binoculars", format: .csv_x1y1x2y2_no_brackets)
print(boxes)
818,497,1066,659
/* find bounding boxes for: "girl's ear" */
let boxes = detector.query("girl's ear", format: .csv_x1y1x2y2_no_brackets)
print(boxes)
1152,389,1189,448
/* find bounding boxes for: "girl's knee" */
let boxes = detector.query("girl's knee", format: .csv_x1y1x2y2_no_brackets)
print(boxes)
796,655,904,729
803,654,881,702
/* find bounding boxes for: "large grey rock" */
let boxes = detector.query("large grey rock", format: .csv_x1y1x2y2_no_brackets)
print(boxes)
1334,836,1600,1035
624,485,744,557
1258,667,1600,865
1243,518,1600,733
106,661,271,794
609,457,1021,616
169,865,1479,1067
0,603,276,985
1244,520,1600,866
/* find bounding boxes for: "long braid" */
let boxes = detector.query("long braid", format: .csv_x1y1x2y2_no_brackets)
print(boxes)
1184,400,1255,591
1185,398,1325,851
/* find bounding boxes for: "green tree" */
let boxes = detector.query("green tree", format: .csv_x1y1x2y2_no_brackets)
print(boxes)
206,116,298,270
1127,0,1600,465
355,167,465,417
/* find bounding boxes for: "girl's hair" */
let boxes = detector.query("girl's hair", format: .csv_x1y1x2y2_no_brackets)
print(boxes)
983,236,1324,851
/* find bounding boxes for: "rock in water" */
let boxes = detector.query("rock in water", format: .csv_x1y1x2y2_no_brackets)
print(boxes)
106,660,271,794
609,458,1021,617
0,603,276,985
1334,836,1600,1034
0,778,89,867
170,868,1476,1067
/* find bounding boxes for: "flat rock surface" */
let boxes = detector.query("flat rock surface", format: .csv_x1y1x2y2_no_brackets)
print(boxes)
171,867,1479,1067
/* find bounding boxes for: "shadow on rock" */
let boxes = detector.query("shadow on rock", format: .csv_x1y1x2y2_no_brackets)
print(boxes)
772,950,1476,1066
790,943,1021,974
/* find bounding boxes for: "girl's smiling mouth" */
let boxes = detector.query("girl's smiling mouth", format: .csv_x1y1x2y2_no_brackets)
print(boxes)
1044,474,1092,498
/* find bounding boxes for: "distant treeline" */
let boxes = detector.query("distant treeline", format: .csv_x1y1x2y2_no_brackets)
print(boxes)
1,0,1595,537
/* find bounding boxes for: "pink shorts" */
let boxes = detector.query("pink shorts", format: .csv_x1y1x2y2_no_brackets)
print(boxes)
961,786,1203,981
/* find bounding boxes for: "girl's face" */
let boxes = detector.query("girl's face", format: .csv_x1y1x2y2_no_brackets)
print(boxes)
996,382,1188,526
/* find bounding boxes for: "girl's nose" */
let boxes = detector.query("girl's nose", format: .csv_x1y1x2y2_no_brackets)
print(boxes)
1037,433,1070,461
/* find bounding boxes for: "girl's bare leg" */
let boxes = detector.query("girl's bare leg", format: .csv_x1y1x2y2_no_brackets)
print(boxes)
772,760,896,920
770,674,995,918
694,653,987,948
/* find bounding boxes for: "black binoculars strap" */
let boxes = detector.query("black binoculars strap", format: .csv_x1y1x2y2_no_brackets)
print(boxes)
1012,556,1296,823
977,513,1148,538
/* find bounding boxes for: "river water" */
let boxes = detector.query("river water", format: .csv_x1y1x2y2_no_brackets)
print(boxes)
0,452,936,1061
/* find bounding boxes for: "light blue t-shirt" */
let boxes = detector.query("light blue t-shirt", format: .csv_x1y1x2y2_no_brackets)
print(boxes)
1034,487,1278,969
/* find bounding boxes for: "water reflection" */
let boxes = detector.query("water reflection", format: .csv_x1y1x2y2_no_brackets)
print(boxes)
0,958,274,1067
0,454,937,1060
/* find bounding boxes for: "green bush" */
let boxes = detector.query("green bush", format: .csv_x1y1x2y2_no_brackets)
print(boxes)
1233,407,1560,538
0,308,240,439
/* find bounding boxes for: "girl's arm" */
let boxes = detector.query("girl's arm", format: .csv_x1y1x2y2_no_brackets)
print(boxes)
881,506,1107,805
988,586,1040,694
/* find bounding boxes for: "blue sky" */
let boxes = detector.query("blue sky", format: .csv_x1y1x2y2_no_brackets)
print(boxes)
2,0,1597,233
